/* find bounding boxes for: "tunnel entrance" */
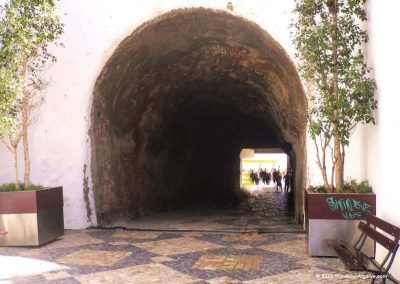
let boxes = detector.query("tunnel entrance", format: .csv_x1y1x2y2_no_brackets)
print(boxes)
90,8,307,225
240,148,291,191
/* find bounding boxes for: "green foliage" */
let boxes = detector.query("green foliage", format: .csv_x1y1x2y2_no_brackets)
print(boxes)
342,179,359,193
0,0,64,119
0,44,21,139
292,0,377,190
0,182,43,192
308,179,372,193
292,0,377,145
308,184,328,193
358,180,372,193
0,0,64,189
0,0,64,65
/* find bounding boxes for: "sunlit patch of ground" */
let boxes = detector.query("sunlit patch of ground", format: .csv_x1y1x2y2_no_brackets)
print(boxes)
0,255,67,281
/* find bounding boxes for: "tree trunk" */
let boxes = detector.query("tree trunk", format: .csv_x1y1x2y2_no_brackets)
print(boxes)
21,60,30,189
12,144,19,190
331,0,343,191
320,143,330,191
334,133,344,190
313,138,331,191
321,166,330,191
22,99,30,189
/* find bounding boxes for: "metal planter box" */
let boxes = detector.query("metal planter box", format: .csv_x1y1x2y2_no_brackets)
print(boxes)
305,190,376,257
0,187,64,246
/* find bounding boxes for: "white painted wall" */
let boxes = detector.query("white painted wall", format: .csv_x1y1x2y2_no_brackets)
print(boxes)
0,1,367,229
365,0,400,279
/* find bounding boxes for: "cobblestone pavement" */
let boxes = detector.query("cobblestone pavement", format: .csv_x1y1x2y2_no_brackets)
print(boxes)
0,189,395,283
106,188,301,233
0,230,387,283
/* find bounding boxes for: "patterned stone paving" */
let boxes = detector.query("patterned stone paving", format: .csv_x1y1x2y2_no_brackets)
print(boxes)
112,230,161,239
231,244,253,250
222,233,266,242
192,254,262,270
207,276,240,283
1,191,397,283
1,229,395,283
43,270,72,281
260,238,308,257
75,263,200,284
134,237,224,256
57,249,132,266
44,232,104,249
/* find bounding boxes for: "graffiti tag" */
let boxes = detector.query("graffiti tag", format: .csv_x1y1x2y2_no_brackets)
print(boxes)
326,196,372,220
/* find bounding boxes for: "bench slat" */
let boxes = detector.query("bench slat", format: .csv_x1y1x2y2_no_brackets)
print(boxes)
326,240,365,271
339,242,381,273
359,222,397,251
366,214,400,240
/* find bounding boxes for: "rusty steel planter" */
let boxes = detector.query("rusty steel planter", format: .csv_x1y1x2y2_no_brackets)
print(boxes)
0,187,64,246
305,189,376,257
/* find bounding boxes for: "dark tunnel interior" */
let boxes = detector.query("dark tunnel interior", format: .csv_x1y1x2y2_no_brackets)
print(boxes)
90,8,307,224
160,93,285,206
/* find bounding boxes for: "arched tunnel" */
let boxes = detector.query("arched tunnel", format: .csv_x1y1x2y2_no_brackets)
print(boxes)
90,8,307,224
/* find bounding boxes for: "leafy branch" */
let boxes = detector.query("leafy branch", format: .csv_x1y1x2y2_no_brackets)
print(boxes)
0,0,63,189
291,0,377,191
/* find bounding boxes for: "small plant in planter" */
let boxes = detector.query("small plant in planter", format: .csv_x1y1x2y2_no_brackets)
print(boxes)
308,179,373,194
0,0,64,246
291,0,377,256
0,183,43,192
341,179,372,194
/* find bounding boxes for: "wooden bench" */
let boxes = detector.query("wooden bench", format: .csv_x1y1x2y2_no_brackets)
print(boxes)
326,213,400,283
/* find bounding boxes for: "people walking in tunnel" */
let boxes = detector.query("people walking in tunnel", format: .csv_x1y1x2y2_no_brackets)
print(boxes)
254,173,260,186
272,166,277,186
249,169,259,186
249,169,255,184
284,172,291,193
264,168,269,185
276,170,283,192
259,168,267,185
266,170,271,185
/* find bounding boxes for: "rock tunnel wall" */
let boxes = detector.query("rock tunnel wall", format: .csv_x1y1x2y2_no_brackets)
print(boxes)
90,8,307,223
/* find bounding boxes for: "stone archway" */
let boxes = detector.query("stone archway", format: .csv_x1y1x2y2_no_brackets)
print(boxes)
90,8,307,224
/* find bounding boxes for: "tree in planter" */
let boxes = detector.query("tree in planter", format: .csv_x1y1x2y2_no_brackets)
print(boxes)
0,0,63,189
0,20,23,189
0,85,46,190
0,104,22,190
291,0,377,191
